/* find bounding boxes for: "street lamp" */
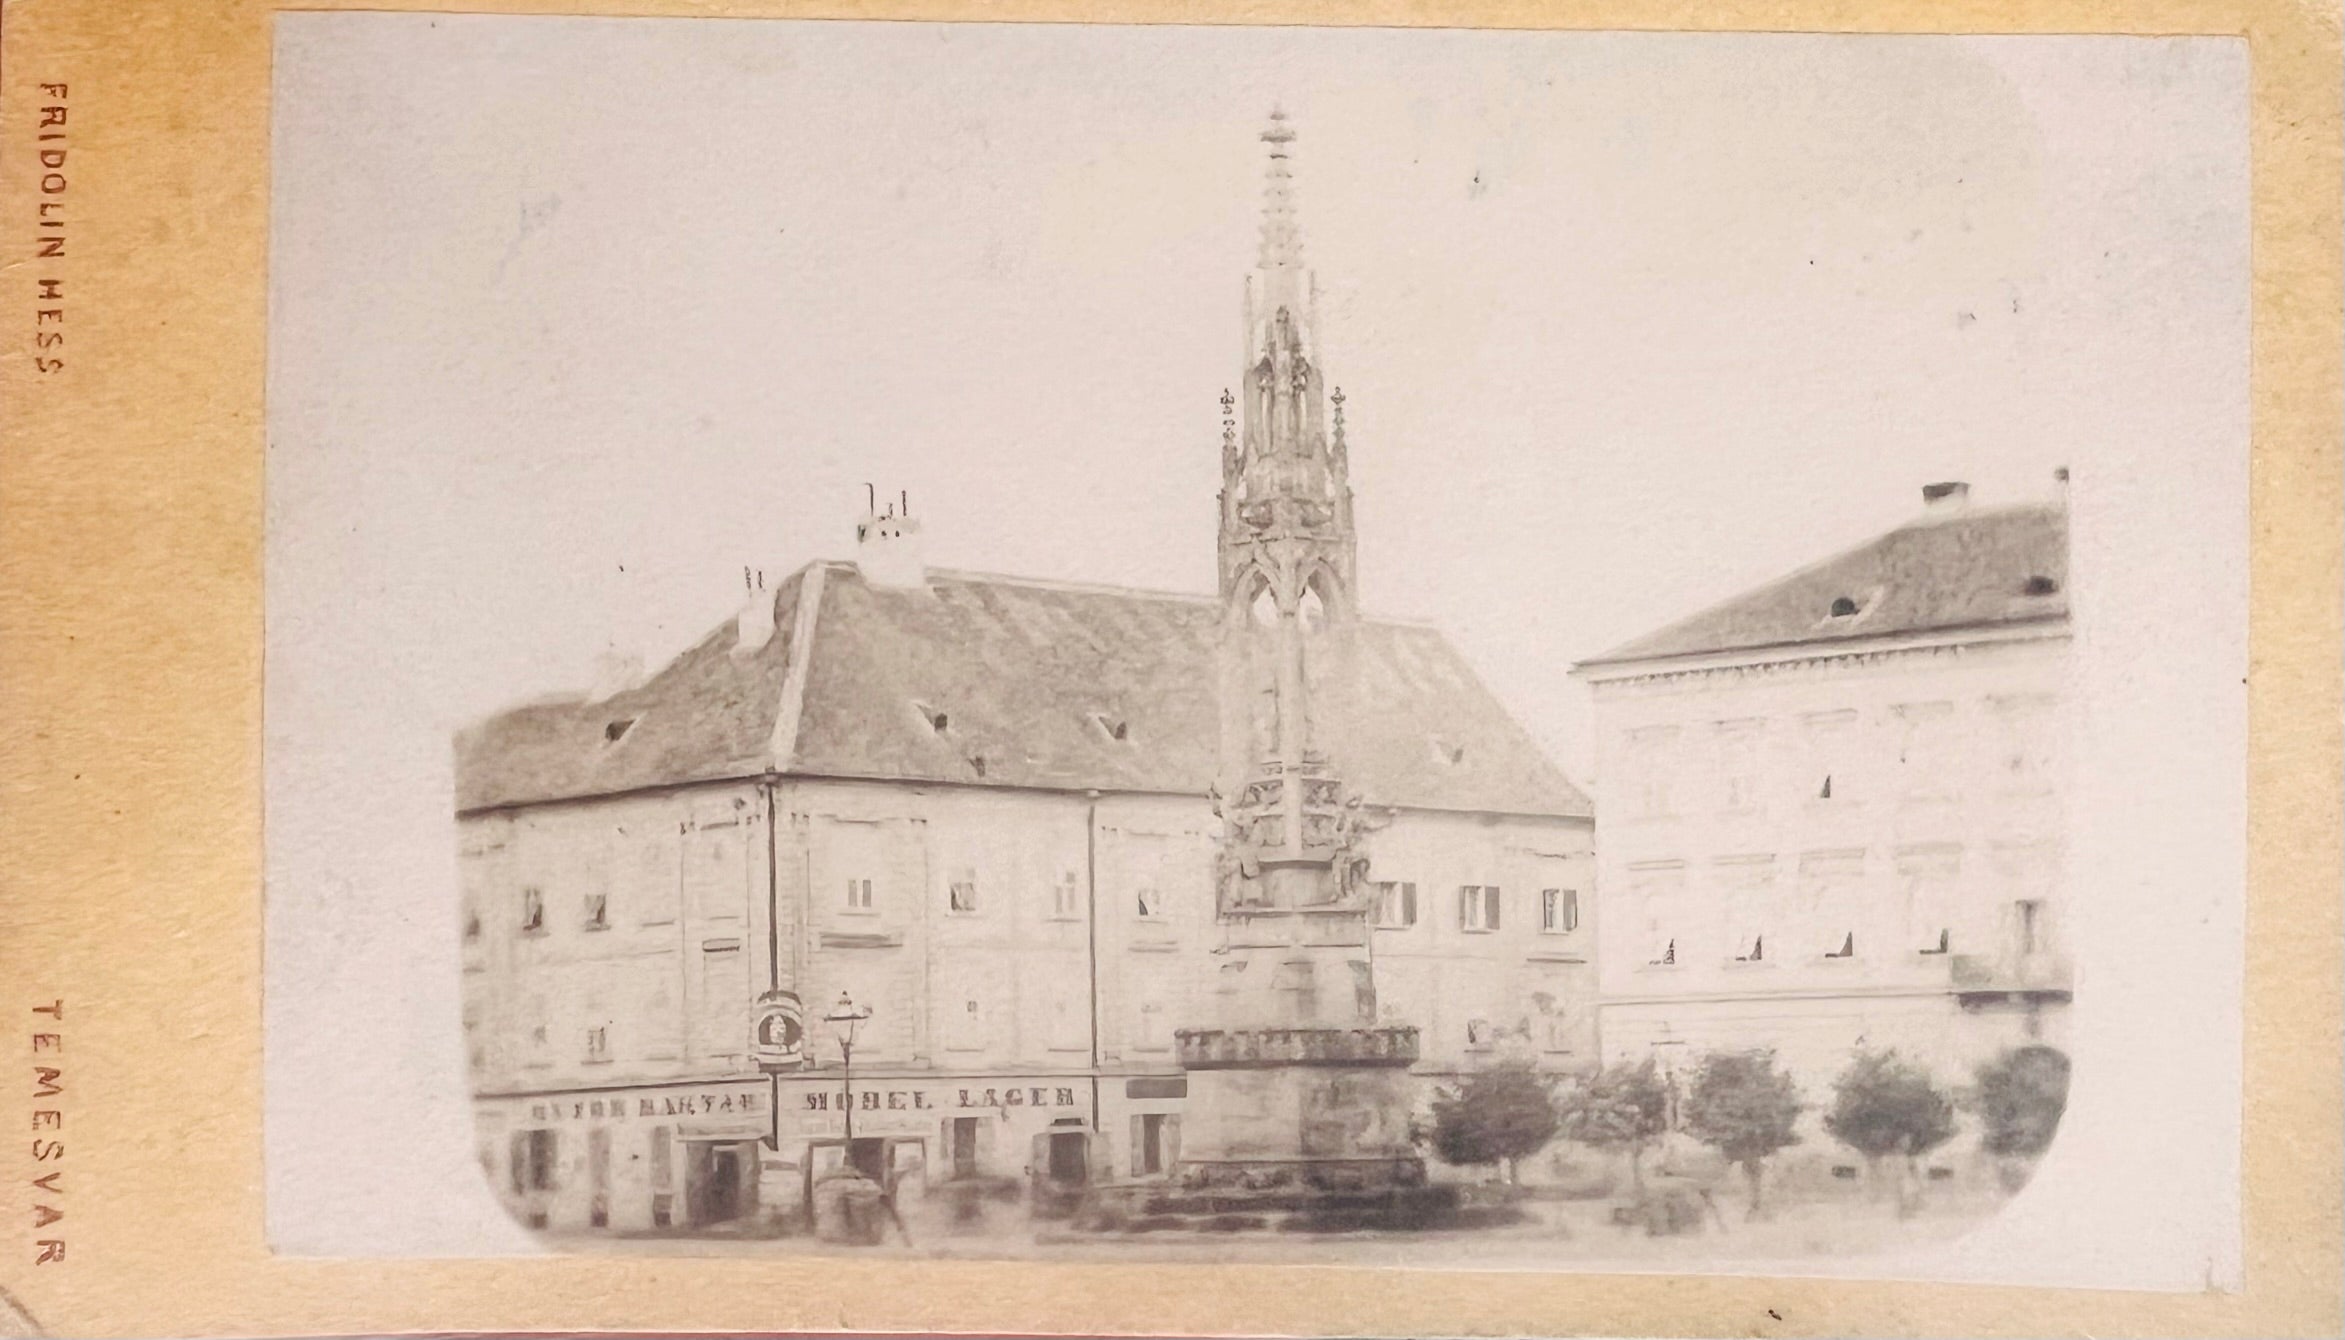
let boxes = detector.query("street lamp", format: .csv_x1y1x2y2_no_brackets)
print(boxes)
824,991,874,1146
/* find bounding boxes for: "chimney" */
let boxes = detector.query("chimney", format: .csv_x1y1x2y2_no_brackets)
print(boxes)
734,576,780,655
854,485,928,589
1920,480,1971,516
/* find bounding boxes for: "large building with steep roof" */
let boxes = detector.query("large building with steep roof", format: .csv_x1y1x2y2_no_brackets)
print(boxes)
456,118,1594,1239
1573,480,2073,1149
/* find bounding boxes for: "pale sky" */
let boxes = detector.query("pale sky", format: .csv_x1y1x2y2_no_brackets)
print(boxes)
269,18,2245,783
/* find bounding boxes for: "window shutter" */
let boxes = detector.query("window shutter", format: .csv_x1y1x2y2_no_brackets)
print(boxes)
1130,1115,1146,1177
508,1132,526,1195
1458,886,1472,928
1486,886,1502,930
1403,883,1417,925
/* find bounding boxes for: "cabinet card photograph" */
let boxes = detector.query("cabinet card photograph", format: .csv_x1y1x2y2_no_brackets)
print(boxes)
261,13,2252,1293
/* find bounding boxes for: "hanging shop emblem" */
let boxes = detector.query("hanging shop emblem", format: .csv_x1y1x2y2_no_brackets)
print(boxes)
752,989,806,1072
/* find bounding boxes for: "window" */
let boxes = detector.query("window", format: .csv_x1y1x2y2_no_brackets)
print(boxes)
1135,1000,1169,1051
2023,575,2060,596
1052,872,1082,920
1540,888,1579,934
1373,881,1418,929
1136,886,1163,920
946,998,984,1052
1715,720,1763,812
1799,851,1866,959
581,893,609,930
1540,1007,1574,1053
585,1025,610,1062
603,718,636,743
1465,1018,1494,1050
844,877,874,912
519,887,545,933
510,1129,557,1193
1130,1113,1178,1177
1825,932,1856,959
947,870,979,915
1652,938,1677,965
463,911,482,942
951,1117,985,1179
2016,899,2044,955
1627,726,1678,819
1828,596,1859,618
1459,885,1501,932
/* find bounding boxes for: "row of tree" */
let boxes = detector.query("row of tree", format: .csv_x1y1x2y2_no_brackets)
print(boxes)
1428,1044,2071,1219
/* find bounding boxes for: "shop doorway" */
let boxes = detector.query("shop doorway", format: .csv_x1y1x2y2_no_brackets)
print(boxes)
1046,1129,1089,1184
686,1141,754,1226
951,1117,981,1179
846,1137,887,1183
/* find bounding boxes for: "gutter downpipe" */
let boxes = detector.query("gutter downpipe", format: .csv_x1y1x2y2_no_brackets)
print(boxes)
1086,789,1102,1138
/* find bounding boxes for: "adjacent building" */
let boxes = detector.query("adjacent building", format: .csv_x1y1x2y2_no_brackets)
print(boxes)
1573,481,2072,1108
455,117,1595,1237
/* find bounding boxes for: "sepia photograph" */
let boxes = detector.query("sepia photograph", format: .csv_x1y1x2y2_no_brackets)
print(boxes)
262,14,2249,1285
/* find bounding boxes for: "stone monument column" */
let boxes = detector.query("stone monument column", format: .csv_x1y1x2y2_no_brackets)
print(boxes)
1171,111,1426,1207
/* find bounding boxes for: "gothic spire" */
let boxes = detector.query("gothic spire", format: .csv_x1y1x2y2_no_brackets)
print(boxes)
1257,108,1303,271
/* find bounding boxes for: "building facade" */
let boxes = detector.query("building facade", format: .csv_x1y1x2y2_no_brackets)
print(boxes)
455,117,1594,1237
1574,482,2072,1127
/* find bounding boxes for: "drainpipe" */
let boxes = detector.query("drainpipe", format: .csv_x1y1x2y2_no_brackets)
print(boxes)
1086,789,1102,1137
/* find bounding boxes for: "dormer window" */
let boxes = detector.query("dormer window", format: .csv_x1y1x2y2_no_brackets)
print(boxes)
914,702,948,733
604,718,636,744
1430,737,1467,767
2022,575,2060,596
1090,713,1130,742
1828,596,1860,618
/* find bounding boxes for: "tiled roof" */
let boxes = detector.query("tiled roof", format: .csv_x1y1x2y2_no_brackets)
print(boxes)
1578,503,2069,669
456,562,1589,819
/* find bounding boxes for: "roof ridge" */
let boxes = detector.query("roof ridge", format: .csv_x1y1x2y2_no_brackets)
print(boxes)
765,561,828,771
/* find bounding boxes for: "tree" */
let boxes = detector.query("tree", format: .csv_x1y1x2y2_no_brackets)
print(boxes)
1823,1049,1958,1217
1428,1060,1560,1187
1968,1045,2071,1190
1681,1049,1805,1220
1556,1056,1670,1193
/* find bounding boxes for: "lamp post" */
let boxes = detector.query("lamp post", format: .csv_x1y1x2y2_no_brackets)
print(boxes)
824,991,874,1146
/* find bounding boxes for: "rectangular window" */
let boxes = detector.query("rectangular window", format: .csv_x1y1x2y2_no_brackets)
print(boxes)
1716,720,1763,812
1134,1000,1168,1052
522,1129,558,1191
951,1116,983,1179
585,1025,609,1062
1131,1112,1174,1177
947,870,978,914
1372,881,1418,929
945,997,984,1052
1627,726,1679,819
844,877,874,911
582,892,609,930
1540,888,1579,934
1136,886,1163,920
520,887,545,933
1466,1018,1494,1050
1052,872,1082,920
1459,885,1501,932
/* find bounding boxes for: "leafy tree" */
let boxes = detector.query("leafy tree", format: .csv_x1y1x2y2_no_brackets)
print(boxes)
1556,1056,1670,1193
1428,1059,1560,1186
1968,1045,2071,1189
1681,1049,1805,1220
1823,1049,1958,1217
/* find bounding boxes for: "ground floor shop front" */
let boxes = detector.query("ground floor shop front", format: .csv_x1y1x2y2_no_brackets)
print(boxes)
474,1069,1194,1236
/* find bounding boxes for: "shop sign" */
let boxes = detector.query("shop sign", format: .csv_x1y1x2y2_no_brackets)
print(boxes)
523,1086,763,1124
752,989,806,1072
